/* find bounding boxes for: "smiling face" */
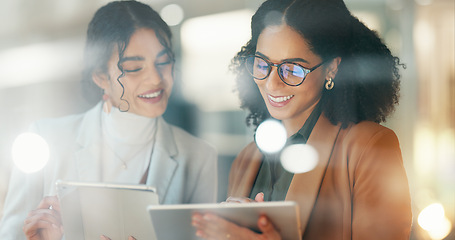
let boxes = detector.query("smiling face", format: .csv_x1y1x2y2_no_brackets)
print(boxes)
254,24,337,134
94,28,174,118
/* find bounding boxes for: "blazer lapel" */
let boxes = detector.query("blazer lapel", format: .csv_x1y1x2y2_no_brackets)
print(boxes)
285,115,341,234
74,103,103,182
228,142,264,197
145,117,178,203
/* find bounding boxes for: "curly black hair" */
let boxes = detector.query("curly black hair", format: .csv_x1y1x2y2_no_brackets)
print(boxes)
81,0,174,108
231,0,403,128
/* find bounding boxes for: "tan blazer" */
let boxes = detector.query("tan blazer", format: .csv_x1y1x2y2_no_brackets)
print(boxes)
228,115,412,240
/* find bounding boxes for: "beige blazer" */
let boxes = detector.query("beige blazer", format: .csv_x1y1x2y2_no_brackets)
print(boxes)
0,102,218,240
229,115,412,240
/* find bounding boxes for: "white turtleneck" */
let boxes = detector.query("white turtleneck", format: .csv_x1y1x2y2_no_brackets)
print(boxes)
100,106,157,183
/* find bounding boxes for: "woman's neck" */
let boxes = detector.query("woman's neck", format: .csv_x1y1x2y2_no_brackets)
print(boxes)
282,99,320,137
102,106,157,145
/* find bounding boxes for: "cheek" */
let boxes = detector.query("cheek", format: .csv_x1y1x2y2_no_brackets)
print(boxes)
164,67,174,81
106,76,133,103
163,71,174,92
254,79,264,92
105,69,123,92
313,77,326,93
254,80,269,101
167,73,174,87
105,81,124,106
296,77,325,101
110,78,124,94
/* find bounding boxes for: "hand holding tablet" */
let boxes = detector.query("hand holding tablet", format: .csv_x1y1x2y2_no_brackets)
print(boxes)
56,180,301,240
148,201,301,240
192,211,282,240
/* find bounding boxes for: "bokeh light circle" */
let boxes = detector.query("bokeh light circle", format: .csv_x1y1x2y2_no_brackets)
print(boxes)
255,119,287,153
280,144,318,173
11,132,49,173
160,4,184,26
418,203,452,240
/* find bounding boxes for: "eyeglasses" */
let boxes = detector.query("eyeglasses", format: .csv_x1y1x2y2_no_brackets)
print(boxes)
244,55,325,86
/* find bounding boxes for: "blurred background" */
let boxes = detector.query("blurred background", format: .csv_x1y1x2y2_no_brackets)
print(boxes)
0,0,453,239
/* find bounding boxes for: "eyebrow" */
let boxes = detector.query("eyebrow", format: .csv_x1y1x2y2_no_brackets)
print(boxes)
256,51,310,64
119,49,169,63
119,56,144,64
156,49,169,58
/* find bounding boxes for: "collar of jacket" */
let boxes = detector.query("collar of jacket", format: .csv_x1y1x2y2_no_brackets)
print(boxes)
73,102,178,203
228,113,342,235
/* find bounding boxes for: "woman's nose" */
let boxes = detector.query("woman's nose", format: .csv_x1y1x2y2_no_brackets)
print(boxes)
265,67,285,90
145,66,163,85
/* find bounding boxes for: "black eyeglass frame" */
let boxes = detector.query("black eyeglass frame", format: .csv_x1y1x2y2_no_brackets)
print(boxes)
244,55,326,87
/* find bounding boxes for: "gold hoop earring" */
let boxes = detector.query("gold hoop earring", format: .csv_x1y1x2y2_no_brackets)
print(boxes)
325,78,334,90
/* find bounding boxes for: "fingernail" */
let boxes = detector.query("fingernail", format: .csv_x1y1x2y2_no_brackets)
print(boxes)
260,217,267,226
192,215,201,221
52,224,58,229
196,230,203,237
192,220,199,227
203,214,212,220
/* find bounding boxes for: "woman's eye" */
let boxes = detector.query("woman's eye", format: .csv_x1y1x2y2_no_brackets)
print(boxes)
155,60,172,67
258,65,268,70
286,69,299,75
124,68,142,73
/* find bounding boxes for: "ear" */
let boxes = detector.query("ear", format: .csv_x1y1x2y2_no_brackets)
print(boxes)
92,70,109,90
326,57,342,79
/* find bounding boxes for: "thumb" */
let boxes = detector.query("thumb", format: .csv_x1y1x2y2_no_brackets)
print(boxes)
255,192,264,202
257,216,281,239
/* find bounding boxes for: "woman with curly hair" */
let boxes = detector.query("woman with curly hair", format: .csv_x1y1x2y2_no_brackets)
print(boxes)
192,0,412,239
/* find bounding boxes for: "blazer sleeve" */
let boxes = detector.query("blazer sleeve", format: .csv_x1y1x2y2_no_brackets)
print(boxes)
350,127,412,240
0,123,45,240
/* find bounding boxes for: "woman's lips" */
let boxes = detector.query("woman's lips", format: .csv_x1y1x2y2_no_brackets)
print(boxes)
267,94,294,107
138,89,164,103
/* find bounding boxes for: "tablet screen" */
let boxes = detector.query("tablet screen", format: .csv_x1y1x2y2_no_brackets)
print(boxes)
56,180,159,240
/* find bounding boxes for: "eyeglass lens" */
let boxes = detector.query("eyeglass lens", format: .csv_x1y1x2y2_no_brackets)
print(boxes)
245,56,308,86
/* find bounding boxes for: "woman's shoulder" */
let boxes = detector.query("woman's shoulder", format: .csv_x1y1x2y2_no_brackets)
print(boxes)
31,104,100,132
33,112,86,128
340,121,402,163
30,103,101,142
163,120,217,153
342,121,399,145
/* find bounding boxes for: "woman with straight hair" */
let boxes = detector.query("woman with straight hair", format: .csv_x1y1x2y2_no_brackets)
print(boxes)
0,1,217,239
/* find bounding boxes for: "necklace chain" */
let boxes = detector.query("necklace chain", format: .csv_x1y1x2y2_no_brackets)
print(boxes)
102,120,158,170
104,141,151,169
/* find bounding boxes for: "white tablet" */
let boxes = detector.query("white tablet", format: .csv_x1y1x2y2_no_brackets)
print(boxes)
147,201,301,240
56,180,159,240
